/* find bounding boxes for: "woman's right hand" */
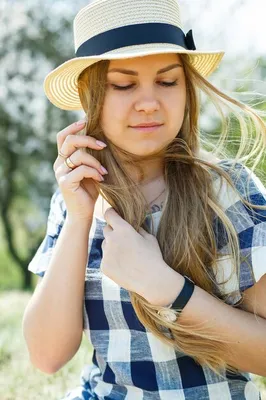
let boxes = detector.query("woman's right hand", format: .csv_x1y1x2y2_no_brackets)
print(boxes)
53,119,108,223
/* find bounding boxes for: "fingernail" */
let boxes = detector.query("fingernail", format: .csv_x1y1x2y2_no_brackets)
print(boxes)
100,166,108,174
76,119,86,126
96,140,107,148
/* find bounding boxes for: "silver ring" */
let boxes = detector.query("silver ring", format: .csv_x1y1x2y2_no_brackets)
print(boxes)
64,156,76,170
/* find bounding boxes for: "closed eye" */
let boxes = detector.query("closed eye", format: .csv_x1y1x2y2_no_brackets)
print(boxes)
111,80,179,91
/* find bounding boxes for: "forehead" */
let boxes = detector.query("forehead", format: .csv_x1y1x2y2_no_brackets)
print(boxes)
108,53,182,70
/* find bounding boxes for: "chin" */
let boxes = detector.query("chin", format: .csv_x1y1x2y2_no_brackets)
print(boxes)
129,142,165,156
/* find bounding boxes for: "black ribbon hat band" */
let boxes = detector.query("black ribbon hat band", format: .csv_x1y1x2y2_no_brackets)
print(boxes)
75,23,196,57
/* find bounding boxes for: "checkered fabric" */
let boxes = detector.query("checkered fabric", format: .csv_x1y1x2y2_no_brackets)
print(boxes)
28,160,265,399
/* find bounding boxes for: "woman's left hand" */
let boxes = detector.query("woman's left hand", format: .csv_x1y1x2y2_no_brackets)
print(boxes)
101,207,169,301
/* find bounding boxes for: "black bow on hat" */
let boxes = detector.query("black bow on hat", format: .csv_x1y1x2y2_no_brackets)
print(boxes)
185,29,196,51
76,24,197,57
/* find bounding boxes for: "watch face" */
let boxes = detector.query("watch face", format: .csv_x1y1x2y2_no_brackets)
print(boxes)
157,308,178,322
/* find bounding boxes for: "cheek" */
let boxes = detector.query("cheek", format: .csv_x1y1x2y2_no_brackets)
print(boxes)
168,93,186,118
166,93,186,132
101,94,129,136
103,93,129,123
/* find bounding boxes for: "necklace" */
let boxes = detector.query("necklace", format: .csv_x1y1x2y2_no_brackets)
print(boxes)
100,180,166,212
148,187,166,206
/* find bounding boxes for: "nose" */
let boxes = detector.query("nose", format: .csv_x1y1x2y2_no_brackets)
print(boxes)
134,88,160,114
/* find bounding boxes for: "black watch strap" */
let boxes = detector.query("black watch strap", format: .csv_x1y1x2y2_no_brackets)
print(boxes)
171,275,195,312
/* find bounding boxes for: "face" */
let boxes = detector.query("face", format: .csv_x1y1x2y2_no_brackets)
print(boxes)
100,53,187,156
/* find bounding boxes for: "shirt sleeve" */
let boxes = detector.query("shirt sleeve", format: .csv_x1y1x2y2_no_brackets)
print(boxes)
213,161,266,305
28,187,67,277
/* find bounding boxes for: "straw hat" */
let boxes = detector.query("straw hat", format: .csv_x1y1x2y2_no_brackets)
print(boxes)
44,0,225,111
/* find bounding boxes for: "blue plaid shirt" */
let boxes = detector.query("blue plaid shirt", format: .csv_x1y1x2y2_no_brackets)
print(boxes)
28,160,265,400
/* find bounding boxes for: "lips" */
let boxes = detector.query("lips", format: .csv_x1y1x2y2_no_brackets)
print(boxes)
131,123,163,128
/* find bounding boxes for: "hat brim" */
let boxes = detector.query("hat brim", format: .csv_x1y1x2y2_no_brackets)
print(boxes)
44,45,225,110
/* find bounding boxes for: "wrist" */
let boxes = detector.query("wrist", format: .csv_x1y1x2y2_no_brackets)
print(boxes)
146,263,185,307
65,214,93,229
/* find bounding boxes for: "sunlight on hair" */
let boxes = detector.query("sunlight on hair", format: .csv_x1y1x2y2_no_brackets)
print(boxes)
77,54,266,377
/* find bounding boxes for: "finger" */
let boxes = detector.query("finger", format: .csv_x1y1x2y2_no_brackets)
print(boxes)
54,135,107,171
55,158,95,177
138,226,149,238
56,119,87,152
103,208,125,230
56,164,105,186
101,239,106,253
103,224,113,238
58,149,107,176
60,134,107,159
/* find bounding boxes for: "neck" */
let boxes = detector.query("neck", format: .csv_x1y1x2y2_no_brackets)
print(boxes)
123,158,164,187
140,175,166,208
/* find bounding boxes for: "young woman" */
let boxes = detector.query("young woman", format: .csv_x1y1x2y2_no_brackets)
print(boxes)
22,0,266,399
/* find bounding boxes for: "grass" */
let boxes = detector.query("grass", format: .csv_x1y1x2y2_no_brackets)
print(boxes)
0,290,93,400
0,249,22,291
0,290,266,400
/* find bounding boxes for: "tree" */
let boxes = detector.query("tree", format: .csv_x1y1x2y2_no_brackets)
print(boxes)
0,0,265,290
0,1,84,289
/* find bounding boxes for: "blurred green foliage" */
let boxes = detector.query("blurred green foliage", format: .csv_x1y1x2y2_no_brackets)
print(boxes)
0,2,265,292
0,291,93,399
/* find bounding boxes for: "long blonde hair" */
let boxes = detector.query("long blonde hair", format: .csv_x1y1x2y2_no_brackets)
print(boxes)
77,53,266,377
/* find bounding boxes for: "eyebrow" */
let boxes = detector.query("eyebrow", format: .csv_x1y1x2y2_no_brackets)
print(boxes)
107,63,182,76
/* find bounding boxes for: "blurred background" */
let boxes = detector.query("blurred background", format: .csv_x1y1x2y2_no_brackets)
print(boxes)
0,0,265,398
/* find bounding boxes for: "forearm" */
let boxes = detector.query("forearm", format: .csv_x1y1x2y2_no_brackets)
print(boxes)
146,263,266,377
22,216,92,373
